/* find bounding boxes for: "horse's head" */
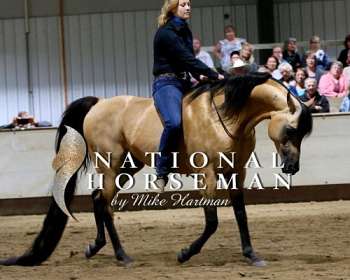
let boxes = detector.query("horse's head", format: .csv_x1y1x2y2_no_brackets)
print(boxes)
268,92,312,175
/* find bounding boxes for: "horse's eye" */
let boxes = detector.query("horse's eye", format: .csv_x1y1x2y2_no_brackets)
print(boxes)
282,139,288,145
285,127,296,137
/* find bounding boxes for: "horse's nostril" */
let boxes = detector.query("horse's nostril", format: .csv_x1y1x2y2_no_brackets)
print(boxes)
282,162,298,174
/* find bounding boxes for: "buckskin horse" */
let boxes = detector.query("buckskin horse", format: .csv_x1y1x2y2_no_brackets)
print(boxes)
0,73,312,267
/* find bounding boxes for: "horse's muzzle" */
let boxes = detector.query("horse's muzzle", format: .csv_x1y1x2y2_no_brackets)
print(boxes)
282,161,299,175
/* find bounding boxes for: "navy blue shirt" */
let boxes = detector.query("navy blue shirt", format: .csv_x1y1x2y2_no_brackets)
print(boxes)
282,50,302,71
299,91,330,113
153,16,218,80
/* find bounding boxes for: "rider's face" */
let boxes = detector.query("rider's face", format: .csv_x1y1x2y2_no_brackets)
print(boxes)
174,0,191,20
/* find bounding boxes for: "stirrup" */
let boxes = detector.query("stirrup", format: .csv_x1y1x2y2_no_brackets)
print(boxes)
154,175,168,193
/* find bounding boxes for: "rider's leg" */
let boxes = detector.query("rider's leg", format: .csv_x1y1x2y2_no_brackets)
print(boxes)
153,79,184,190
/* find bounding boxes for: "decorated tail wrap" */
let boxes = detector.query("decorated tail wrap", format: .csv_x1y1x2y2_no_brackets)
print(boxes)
0,96,98,266
52,125,86,220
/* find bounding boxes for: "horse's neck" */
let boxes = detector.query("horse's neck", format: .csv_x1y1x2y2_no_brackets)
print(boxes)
184,82,289,138
231,82,289,137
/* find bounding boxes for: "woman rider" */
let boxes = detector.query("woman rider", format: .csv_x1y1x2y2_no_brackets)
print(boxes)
153,0,224,190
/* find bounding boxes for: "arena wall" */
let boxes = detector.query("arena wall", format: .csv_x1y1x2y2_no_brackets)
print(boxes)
0,113,349,214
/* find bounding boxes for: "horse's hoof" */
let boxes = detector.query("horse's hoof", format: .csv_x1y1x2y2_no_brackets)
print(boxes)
250,258,267,267
85,244,92,259
177,248,191,264
118,255,134,267
116,249,134,266
85,244,96,259
0,256,20,266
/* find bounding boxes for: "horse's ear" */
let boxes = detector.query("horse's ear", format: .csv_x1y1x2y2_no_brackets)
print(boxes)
287,92,296,114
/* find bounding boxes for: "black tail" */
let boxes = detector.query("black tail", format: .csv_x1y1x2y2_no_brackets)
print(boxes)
0,96,99,266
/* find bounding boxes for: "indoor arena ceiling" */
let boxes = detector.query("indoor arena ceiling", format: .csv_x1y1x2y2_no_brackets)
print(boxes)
0,0,255,19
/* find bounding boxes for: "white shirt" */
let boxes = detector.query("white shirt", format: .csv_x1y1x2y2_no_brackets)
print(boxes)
343,66,350,84
196,50,214,69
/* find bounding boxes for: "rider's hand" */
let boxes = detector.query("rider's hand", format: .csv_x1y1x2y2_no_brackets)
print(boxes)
217,74,225,80
199,75,208,81
200,74,224,81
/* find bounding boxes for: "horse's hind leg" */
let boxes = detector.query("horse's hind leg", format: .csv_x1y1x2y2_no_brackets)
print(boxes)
105,166,148,264
86,150,144,264
177,206,218,263
85,189,107,258
87,172,133,264
228,169,266,267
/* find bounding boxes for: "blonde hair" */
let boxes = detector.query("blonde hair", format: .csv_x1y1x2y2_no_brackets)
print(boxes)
241,42,254,52
309,35,320,43
158,0,179,27
240,42,255,64
278,62,293,73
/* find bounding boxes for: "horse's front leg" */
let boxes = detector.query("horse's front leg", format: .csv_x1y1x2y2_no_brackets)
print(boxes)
177,206,218,263
178,167,218,263
228,169,266,267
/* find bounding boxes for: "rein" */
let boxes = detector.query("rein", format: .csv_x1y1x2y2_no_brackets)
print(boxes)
212,96,237,140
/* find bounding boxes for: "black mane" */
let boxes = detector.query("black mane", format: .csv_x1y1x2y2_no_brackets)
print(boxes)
296,102,313,138
220,72,271,119
189,72,271,120
189,78,227,101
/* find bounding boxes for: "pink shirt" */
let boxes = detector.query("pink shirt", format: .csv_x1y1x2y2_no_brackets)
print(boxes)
318,72,349,97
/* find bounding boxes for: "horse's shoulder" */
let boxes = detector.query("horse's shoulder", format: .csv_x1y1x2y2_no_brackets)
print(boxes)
264,79,285,91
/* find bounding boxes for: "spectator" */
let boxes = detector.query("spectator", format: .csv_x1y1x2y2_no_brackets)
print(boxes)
272,46,286,64
193,37,215,69
337,34,350,67
290,68,308,97
0,111,52,129
339,95,350,112
306,35,331,70
282,37,302,71
230,50,240,61
342,49,350,83
300,78,329,113
258,56,279,75
339,94,350,112
278,62,295,88
213,25,246,71
228,59,250,76
271,46,287,79
240,42,258,72
318,61,349,98
228,50,241,71
304,51,324,83
12,111,36,128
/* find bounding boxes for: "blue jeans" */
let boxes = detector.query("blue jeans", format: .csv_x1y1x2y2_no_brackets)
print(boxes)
153,77,188,176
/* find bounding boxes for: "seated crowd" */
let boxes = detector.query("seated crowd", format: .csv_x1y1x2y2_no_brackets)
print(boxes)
194,26,350,113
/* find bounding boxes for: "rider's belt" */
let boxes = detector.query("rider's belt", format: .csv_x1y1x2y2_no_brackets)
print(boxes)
156,72,190,80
